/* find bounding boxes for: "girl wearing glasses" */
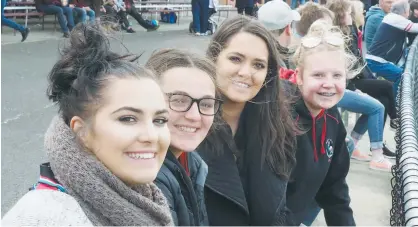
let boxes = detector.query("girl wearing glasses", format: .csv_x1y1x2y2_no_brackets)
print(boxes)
146,49,221,226
198,15,298,225
2,23,173,226
282,20,356,226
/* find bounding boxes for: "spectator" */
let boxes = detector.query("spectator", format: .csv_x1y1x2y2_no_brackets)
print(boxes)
123,0,159,31
1,0,30,42
292,0,306,9
407,0,418,44
327,0,395,169
257,0,301,68
35,0,75,37
349,0,399,129
146,49,220,226
364,0,395,49
351,0,365,53
284,20,355,226
103,0,135,33
294,2,334,39
71,0,96,23
192,0,209,35
366,0,418,100
234,0,254,15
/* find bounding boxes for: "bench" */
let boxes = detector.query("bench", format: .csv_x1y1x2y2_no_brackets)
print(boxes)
3,11,57,32
142,8,188,25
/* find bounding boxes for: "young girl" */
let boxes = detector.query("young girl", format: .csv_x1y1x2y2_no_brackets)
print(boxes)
146,49,222,226
1,23,173,226
198,15,298,225
284,20,355,225
327,0,396,169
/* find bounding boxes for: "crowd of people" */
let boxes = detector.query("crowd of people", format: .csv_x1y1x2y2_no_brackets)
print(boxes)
1,0,160,40
2,0,418,224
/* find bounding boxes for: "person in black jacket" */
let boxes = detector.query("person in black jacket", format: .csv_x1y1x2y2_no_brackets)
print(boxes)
198,15,299,225
282,20,355,225
146,49,222,226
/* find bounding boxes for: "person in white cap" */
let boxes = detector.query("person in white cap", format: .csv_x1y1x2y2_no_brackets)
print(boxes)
258,0,301,68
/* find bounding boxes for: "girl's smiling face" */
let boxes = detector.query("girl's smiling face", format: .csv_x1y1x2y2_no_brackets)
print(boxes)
296,50,346,115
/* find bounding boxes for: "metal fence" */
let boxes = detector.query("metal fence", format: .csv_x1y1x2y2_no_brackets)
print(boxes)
390,37,418,226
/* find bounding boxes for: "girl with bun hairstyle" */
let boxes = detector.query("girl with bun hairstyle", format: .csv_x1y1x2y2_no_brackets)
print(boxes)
2,23,174,226
281,20,356,226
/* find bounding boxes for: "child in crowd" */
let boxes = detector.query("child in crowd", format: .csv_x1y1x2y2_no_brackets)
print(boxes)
281,20,356,226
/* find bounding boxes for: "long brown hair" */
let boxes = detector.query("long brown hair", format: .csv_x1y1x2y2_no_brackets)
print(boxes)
206,15,298,179
326,0,352,35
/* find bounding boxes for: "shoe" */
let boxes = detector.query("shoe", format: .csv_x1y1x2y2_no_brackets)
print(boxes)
126,28,136,33
351,149,371,161
369,158,393,172
390,118,398,129
20,28,30,42
63,32,70,38
383,143,396,159
195,32,201,36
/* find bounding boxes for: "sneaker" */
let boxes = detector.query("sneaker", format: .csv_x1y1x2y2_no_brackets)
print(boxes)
390,118,398,130
383,143,396,159
195,32,201,36
126,28,136,33
20,28,30,42
63,32,70,38
351,149,371,161
369,158,393,172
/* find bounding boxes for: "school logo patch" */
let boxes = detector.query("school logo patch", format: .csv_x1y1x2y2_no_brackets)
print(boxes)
325,138,334,162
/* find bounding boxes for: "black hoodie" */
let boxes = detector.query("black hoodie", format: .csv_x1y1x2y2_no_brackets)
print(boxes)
286,95,355,226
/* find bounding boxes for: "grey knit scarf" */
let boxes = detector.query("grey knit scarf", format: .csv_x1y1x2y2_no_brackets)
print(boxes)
44,116,174,226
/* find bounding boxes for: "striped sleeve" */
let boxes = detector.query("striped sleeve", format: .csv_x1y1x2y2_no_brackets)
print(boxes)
383,13,418,33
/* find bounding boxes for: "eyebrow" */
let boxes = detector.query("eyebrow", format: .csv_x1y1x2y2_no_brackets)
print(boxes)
230,52,268,64
168,91,215,99
112,106,169,115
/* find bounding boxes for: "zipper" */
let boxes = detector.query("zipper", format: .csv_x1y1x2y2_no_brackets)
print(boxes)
176,167,201,226
386,43,396,56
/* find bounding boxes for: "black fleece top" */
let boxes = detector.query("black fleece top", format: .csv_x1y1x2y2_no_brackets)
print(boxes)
286,94,355,226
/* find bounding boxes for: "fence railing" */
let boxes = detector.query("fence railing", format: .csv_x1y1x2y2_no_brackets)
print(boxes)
390,36,418,226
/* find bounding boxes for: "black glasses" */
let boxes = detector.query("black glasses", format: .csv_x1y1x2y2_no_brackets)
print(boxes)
166,93,223,116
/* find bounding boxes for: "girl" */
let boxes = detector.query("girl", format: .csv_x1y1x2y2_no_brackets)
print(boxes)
284,19,356,225
327,0,395,170
198,15,298,225
1,23,173,226
146,49,222,226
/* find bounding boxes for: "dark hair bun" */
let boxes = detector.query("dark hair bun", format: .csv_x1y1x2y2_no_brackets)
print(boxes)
47,22,117,103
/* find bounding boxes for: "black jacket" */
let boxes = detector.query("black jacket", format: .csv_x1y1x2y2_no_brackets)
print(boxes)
154,151,208,226
198,119,290,226
286,97,355,226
